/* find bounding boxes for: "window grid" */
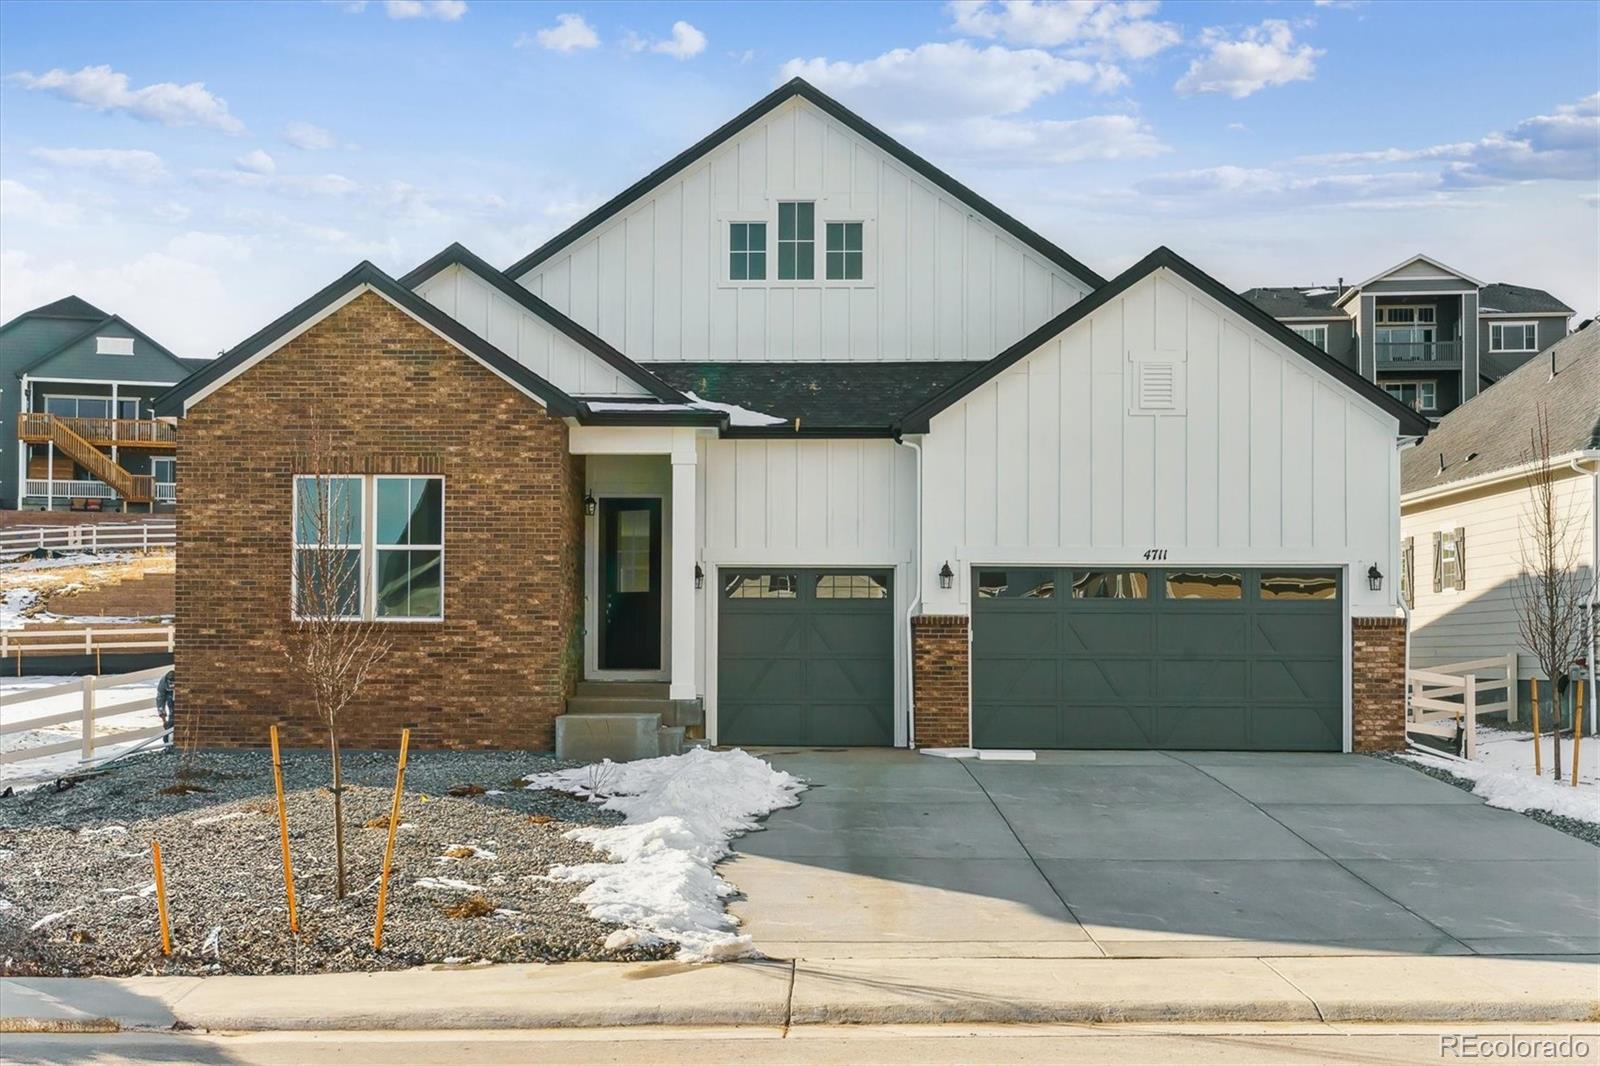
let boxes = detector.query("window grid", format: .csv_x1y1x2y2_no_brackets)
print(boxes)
816,573,889,599
1290,324,1328,351
724,573,798,599
293,474,444,622
777,202,814,280
729,222,766,281
1489,322,1537,352
825,221,864,280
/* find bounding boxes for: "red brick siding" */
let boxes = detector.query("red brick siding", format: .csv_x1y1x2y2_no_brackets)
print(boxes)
174,291,584,750
1352,616,1407,752
912,614,969,748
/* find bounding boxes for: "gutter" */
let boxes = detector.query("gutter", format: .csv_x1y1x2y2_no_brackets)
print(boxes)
894,433,923,750
1402,450,1596,507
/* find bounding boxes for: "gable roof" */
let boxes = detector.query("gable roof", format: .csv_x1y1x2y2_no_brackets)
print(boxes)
1238,286,1346,320
897,246,1432,437
2,295,108,329
16,312,195,382
503,77,1106,290
398,242,686,402
1333,253,1483,307
154,261,582,418
1402,324,1600,497
1478,282,1574,316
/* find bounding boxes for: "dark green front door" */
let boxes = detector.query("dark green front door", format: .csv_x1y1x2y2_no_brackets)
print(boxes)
972,567,1342,751
718,569,895,746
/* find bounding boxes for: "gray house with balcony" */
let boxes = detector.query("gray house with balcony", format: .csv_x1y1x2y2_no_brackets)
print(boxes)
1,295,207,511
1242,254,1573,420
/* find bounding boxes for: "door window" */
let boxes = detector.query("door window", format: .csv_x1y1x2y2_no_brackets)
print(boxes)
615,509,652,594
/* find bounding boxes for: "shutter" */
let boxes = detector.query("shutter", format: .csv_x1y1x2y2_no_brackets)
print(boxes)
1453,527,1467,590
1403,537,1415,607
1432,531,1443,593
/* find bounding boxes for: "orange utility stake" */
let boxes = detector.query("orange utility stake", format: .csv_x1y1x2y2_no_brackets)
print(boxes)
269,725,300,933
372,727,411,952
1531,677,1544,776
1573,680,1585,787
152,840,172,956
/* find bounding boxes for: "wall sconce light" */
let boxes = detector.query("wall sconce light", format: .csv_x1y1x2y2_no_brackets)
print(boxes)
1367,564,1383,592
694,563,704,589
583,493,597,516
938,561,954,590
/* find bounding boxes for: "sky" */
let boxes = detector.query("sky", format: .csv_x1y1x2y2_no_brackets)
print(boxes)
1,0,1596,358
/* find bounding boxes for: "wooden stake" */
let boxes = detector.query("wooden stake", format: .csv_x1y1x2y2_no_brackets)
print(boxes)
1531,678,1544,776
269,725,299,933
372,728,411,952
1573,679,1584,788
152,840,172,956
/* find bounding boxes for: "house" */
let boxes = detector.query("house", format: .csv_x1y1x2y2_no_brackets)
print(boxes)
1242,256,1574,421
2,295,205,512
157,78,1428,755
1400,324,1600,728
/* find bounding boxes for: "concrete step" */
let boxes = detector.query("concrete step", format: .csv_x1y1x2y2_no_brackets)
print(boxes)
566,695,704,729
658,725,686,757
554,712,662,763
574,681,670,699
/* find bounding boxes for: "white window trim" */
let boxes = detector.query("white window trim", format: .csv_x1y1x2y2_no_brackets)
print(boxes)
719,202,876,289
775,201,817,283
41,393,141,419
1488,320,1539,353
372,474,446,624
824,219,867,282
724,219,770,286
95,336,135,355
1382,379,1438,412
291,474,445,624
1290,323,1329,351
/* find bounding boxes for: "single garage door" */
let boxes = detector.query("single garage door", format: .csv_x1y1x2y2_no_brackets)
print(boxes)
973,567,1342,751
718,569,895,746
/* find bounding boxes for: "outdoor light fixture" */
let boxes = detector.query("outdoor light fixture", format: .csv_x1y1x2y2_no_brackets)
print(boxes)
1367,564,1383,592
938,561,954,590
583,493,597,516
694,563,704,589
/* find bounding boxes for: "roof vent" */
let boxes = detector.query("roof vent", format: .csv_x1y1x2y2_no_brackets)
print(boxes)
1465,452,1479,463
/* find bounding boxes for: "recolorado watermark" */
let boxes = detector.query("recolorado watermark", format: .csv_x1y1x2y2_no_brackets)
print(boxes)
1440,1034,1593,1059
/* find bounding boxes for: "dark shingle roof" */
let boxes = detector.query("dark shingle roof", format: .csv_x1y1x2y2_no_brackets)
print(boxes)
1238,287,1345,319
1477,283,1574,315
1402,324,1599,495
641,361,988,433
0,295,108,333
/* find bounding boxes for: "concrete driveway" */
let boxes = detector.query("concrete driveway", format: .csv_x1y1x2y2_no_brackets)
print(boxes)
724,750,1600,960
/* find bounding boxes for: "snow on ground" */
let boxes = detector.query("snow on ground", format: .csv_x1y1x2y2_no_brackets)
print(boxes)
1470,724,1600,790
524,747,805,961
1,551,132,575
1404,749,1600,824
0,674,165,787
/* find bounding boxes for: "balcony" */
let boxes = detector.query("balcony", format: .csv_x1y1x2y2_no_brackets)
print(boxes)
17,413,175,449
1375,340,1461,366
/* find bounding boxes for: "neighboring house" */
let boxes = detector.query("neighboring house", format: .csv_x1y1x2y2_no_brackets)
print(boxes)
1400,324,1600,726
1242,255,1573,421
1,296,206,512
157,78,1428,756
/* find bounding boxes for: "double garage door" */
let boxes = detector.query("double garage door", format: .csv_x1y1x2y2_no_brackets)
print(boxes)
973,567,1344,751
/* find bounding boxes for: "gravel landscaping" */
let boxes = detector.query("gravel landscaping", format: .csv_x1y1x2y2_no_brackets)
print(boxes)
1377,753,1600,846
0,748,676,976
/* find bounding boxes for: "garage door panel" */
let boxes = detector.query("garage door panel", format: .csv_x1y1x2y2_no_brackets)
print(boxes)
976,657,1059,701
1159,614,1250,657
1252,615,1338,655
1249,704,1342,750
1158,704,1250,749
1060,704,1158,748
721,615,805,656
808,656,894,701
1063,615,1153,655
973,613,1057,656
720,658,805,702
1060,659,1152,701
720,701,809,747
808,614,894,658
1252,658,1341,702
1157,658,1248,702
807,703,896,746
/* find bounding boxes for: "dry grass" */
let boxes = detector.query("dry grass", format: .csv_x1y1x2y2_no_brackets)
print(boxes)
438,894,496,920
1,551,175,623
442,845,475,859
527,814,555,826
362,815,391,829
446,783,485,797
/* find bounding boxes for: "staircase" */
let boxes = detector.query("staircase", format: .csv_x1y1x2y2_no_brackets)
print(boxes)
18,414,154,504
555,681,706,762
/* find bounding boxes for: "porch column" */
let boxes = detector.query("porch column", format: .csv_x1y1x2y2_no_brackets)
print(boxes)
669,429,698,702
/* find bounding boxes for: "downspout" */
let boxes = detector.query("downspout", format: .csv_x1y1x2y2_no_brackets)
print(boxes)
1397,434,1424,734
896,435,923,750
1570,453,1600,734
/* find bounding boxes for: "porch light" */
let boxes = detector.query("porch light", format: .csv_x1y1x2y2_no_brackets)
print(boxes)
583,493,597,516
938,561,954,590
694,563,704,589
1367,564,1383,592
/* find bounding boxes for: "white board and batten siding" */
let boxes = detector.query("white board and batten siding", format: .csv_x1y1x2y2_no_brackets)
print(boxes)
414,263,649,397
517,96,1092,362
917,269,1405,619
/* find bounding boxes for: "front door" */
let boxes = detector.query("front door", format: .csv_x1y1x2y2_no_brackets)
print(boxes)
599,498,663,671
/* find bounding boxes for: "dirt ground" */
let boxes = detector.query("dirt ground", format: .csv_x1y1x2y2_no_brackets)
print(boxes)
0,510,173,528
1,552,175,623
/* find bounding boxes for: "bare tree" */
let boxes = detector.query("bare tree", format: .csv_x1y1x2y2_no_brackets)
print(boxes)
284,429,391,897
1514,405,1587,784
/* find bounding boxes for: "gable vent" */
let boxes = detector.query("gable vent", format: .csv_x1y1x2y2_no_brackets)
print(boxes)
96,336,135,355
1137,362,1177,409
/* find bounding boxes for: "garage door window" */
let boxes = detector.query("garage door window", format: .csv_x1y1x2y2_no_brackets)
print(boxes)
1259,571,1339,600
1071,570,1149,599
816,573,890,599
1165,571,1243,599
725,573,797,598
977,569,1055,598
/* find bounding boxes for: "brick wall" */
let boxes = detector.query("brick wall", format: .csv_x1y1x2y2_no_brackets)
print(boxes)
1351,616,1407,752
911,615,970,748
174,291,584,751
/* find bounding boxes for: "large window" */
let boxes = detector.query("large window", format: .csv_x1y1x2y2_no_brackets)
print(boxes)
1489,321,1537,352
826,222,864,280
1383,380,1437,412
729,222,767,281
43,395,140,420
1289,324,1328,351
294,474,444,621
777,201,815,280
1375,305,1437,361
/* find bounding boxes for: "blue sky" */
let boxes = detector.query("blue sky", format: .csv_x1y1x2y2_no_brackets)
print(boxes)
1,0,1595,356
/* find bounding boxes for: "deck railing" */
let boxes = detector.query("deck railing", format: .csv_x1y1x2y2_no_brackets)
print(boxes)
1376,340,1462,363
17,413,175,447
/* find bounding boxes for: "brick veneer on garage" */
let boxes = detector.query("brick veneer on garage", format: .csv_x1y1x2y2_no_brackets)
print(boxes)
174,291,584,750
1351,616,1407,752
912,615,970,748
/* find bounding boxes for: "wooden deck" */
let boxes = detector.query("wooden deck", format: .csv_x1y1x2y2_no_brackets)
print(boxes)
17,413,175,450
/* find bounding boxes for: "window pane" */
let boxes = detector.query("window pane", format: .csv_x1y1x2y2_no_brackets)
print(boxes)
408,550,442,617
977,569,1055,598
615,509,651,594
797,201,813,234
1165,571,1242,599
797,243,814,280
826,222,842,251
410,478,442,545
778,243,796,280
730,253,747,281
749,223,765,246
748,252,765,280
77,399,110,419
376,478,410,545
844,222,862,251
724,573,797,598
377,548,442,619
778,203,794,241
45,396,75,417
826,251,844,280
1259,571,1338,600
296,476,361,546
1072,570,1148,598
376,548,411,616
296,548,361,617
730,224,747,252
816,573,890,599
845,251,863,280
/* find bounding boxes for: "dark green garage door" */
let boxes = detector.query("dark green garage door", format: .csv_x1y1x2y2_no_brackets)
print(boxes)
973,567,1342,751
718,569,895,746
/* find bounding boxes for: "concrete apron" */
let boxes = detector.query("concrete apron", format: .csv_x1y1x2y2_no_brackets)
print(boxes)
4,955,1598,1033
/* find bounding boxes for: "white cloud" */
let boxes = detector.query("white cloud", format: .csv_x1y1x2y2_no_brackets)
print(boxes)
1296,143,1475,166
524,13,599,52
7,64,244,133
283,121,338,150
948,0,1180,59
234,149,277,175
631,20,706,59
1174,20,1320,99
194,168,360,198
384,0,467,20
1134,164,1439,211
781,41,1120,123
0,179,82,226
901,113,1167,166
30,147,168,184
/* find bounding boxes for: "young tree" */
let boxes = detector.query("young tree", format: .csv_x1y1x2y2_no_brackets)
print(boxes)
1513,405,1587,784
284,439,391,897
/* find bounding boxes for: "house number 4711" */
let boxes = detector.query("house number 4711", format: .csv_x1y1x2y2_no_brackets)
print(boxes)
1142,549,1168,561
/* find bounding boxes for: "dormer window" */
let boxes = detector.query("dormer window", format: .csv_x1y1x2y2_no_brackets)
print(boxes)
776,201,814,280
96,336,134,355
729,222,767,281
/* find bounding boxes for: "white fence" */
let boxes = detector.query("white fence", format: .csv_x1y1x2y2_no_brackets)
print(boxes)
1406,654,1517,759
23,479,115,501
0,665,170,769
0,520,175,555
2,624,176,672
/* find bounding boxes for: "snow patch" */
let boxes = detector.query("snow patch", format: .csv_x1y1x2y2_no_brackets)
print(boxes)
1299,287,1334,296
413,876,485,893
682,391,787,427
194,811,256,826
1403,752,1600,824
525,747,805,961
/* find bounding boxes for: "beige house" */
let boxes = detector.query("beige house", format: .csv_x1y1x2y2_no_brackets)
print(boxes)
1400,324,1599,728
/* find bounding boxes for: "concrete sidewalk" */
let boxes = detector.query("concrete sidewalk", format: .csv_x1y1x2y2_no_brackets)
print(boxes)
4,955,1596,1033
